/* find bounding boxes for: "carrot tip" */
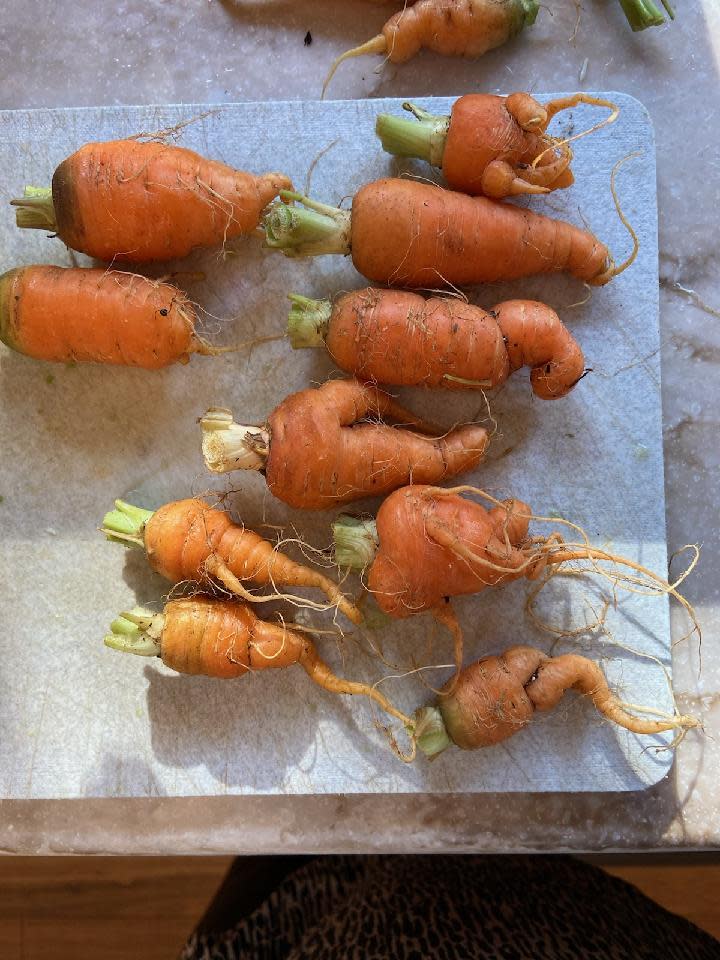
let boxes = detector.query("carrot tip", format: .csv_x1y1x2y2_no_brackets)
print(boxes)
200,407,268,473
332,515,379,570
321,34,387,99
104,608,163,658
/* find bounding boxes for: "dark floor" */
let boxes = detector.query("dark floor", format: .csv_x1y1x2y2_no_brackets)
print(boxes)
0,855,718,959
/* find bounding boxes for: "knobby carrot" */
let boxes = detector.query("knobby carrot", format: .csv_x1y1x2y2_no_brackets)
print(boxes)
333,484,700,678
288,289,585,399
105,597,410,724
0,265,220,368
264,179,634,287
323,0,539,96
376,93,618,198
11,139,292,262
200,379,489,510
102,497,362,624
411,646,698,758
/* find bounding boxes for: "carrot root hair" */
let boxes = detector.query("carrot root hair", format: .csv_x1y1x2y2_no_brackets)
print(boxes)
322,34,387,99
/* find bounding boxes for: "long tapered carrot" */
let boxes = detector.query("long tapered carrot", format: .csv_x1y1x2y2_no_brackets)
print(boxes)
199,379,489,510
102,497,362,624
288,289,585,399
105,598,410,724
323,0,539,96
11,139,291,262
264,179,633,287
412,646,698,758
0,265,221,368
376,93,618,198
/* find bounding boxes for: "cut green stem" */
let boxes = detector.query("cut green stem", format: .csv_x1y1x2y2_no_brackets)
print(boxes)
413,706,453,759
617,0,668,30
287,294,331,349
10,186,57,231
375,103,450,168
332,515,379,570
263,191,351,258
102,500,154,547
104,608,164,658
200,407,269,473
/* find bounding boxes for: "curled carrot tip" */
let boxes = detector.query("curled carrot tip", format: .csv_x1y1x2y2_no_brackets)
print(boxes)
321,34,387,99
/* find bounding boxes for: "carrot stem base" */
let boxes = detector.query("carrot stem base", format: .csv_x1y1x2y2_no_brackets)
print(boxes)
263,191,351,258
413,706,452,758
102,500,154,547
375,103,449,167
287,294,331,348
104,608,163,657
332,515,379,570
617,0,668,29
10,186,57,231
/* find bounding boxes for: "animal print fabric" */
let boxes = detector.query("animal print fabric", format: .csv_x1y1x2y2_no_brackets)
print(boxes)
181,854,720,960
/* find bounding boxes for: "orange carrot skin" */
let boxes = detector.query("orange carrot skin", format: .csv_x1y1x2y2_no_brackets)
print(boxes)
367,486,531,617
439,646,545,748
350,178,609,287
0,265,195,368
326,288,509,390
442,94,565,195
145,498,321,590
265,380,488,510
53,140,292,262
383,0,531,62
160,597,307,679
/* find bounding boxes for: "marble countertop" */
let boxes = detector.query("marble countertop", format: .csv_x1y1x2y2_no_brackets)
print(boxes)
1,0,718,853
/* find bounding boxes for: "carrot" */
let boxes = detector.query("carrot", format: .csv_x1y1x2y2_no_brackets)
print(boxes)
0,265,223,368
411,646,698,758
101,497,362,624
105,597,410,724
10,139,291,262
288,289,586,399
264,179,635,287
375,94,618,198
323,0,539,96
333,484,700,677
200,381,489,510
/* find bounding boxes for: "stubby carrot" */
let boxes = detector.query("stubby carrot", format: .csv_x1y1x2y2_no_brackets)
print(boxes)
412,646,698,758
102,497,362,624
288,289,585,399
199,379,489,510
264,179,632,287
323,0,539,95
0,265,219,369
105,597,410,724
375,93,618,198
10,139,291,262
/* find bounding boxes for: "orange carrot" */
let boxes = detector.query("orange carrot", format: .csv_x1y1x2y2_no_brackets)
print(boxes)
102,497,362,624
11,139,291,262
288,289,586,399
412,647,699,758
0,265,218,368
376,93,618,198
105,598,410,723
323,0,538,95
200,380,489,510
264,180,627,287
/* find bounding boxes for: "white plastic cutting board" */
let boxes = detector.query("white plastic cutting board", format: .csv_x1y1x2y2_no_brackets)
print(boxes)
0,95,671,798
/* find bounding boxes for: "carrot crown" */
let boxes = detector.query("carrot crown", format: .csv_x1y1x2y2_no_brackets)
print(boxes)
375,103,450,168
104,608,163,657
332,515,379,570
263,191,351,258
102,500,154,547
287,294,331,349
200,407,269,474
10,186,58,231
618,0,673,30
413,706,453,759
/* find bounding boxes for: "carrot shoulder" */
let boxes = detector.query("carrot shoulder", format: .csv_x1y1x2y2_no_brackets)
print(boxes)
11,139,291,262
0,265,210,368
